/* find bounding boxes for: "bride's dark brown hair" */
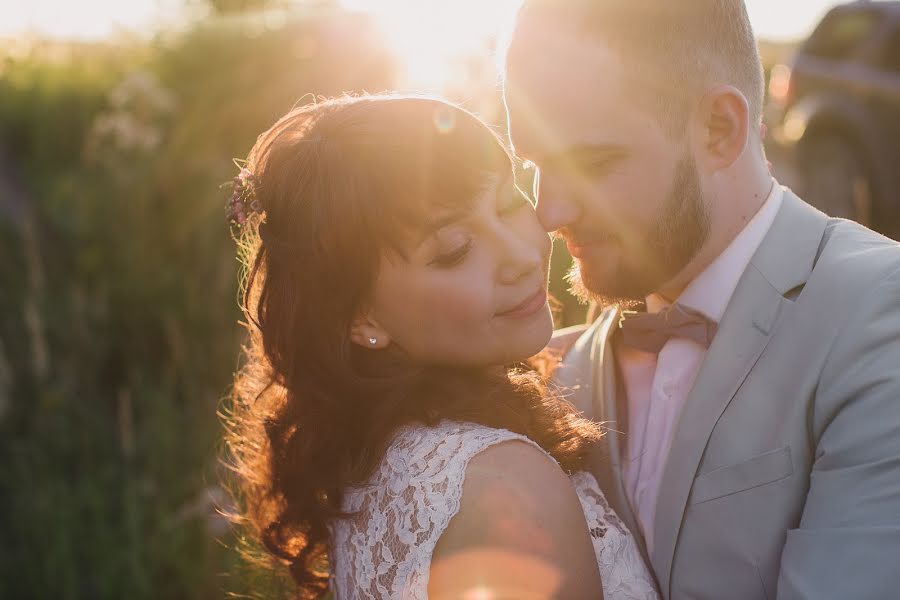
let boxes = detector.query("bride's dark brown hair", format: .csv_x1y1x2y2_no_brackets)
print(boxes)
222,95,601,598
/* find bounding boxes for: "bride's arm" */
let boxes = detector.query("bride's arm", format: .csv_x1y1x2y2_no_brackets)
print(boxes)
428,440,605,600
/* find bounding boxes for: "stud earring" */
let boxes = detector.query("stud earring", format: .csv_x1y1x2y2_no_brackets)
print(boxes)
368,337,377,346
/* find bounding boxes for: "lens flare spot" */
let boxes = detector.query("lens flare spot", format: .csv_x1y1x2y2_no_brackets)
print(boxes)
462,586,494,600
433,106,456,134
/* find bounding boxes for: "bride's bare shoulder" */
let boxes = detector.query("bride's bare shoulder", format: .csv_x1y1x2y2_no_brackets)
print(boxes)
429,439,604,599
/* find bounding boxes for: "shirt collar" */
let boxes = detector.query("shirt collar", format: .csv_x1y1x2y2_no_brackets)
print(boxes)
646,179,784,323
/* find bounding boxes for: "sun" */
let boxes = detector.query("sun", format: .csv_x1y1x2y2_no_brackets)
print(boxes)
339,0,522,90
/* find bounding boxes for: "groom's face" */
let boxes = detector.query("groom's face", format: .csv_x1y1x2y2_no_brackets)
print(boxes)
505,23,709,301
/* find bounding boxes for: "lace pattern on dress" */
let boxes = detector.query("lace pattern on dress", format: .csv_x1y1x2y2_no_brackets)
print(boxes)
571,472,660,599
329,421,659,599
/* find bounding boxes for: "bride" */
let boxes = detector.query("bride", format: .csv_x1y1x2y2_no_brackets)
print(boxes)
224,94,658,599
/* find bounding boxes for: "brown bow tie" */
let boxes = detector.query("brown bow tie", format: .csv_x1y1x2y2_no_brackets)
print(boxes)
619,303,718,354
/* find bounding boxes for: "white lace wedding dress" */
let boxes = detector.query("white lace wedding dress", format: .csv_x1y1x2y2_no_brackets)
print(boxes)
328,420,659,599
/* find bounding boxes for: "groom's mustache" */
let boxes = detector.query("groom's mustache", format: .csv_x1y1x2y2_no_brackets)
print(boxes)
553,227,619,247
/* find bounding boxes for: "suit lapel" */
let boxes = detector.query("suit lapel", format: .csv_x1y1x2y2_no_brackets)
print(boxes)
589,307,650,563
553,311,608,421
554,308,650,560
650,267,785,594
651,190,830,596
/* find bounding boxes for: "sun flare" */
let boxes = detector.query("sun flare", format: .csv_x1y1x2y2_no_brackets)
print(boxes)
339,0,522,90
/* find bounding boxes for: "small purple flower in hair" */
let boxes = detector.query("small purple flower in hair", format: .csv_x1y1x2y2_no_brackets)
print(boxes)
225,162,262,227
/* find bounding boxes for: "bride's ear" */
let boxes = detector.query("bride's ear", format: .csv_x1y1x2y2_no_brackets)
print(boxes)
349,309,391,350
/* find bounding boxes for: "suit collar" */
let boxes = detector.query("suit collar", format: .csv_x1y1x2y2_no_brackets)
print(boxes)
750,187,829,296
676,179,783,323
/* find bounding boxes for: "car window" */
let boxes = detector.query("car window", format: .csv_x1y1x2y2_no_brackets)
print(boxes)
806,9,879,60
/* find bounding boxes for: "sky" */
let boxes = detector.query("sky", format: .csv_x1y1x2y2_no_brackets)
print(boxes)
0,0,842,42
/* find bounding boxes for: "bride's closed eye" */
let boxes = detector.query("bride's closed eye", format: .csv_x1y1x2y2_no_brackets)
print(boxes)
429,230,473,268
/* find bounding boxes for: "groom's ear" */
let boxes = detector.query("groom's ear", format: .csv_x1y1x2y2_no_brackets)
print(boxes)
693,85,750,172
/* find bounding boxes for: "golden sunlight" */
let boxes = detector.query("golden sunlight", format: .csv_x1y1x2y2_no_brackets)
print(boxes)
338,0,522,90
1,1,843,47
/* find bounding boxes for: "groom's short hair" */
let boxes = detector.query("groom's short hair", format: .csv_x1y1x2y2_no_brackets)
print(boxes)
507,0,765,135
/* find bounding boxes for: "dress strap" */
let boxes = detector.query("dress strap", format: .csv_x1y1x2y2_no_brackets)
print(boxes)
329,421,554,599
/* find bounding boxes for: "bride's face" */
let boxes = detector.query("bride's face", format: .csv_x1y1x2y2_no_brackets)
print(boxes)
367,172,553,367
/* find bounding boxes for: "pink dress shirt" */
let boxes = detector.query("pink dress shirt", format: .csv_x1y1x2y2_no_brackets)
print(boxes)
616,181,784,554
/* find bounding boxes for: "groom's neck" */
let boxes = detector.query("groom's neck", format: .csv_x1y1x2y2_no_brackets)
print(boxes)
659,151,774,300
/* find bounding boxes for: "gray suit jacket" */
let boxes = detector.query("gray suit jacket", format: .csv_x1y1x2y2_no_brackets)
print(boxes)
555,189,900,599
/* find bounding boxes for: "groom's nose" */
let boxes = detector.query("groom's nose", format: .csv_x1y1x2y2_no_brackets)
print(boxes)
534,169,582,233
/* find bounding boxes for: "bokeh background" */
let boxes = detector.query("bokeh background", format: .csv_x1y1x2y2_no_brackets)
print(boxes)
1,1,895,598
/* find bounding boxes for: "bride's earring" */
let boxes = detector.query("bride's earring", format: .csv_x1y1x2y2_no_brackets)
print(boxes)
368,337,378,346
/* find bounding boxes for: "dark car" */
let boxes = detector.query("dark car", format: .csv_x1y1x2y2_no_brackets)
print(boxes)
768,0,900,238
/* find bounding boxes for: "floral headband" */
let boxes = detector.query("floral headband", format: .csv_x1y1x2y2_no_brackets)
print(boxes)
225,160,262,226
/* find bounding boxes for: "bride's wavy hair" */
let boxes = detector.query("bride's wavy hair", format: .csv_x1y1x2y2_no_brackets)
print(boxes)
222,95,602,598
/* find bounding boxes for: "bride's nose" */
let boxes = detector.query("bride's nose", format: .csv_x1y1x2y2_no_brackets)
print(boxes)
495,225,542,286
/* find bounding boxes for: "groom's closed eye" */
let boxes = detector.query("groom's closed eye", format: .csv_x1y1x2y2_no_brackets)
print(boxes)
580,156,624,179
524,144,628,184
562,146,627,179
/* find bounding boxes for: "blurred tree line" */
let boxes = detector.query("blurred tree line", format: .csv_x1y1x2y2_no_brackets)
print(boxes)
0,6,399,598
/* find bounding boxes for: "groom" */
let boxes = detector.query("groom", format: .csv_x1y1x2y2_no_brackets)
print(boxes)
504,1,900,598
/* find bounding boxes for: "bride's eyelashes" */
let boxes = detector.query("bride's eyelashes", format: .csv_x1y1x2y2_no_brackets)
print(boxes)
426,181,532,269
429,238,473,268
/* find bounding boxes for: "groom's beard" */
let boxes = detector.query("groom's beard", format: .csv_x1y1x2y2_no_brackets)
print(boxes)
567,153,710,305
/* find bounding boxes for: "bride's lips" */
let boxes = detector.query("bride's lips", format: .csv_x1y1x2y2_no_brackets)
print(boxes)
496,288,548,319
